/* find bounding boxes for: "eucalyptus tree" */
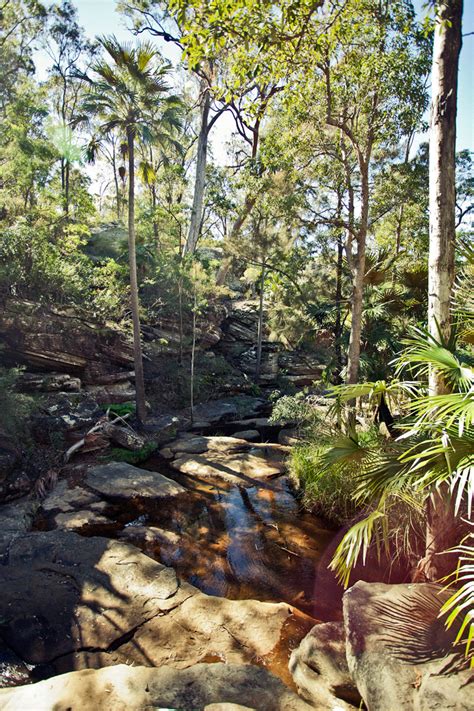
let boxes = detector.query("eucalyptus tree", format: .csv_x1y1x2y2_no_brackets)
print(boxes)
80,37,183,423
119,0,231,255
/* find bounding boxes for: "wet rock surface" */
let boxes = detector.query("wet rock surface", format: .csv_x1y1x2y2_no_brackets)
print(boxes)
0,662,314,711
165,435,289,486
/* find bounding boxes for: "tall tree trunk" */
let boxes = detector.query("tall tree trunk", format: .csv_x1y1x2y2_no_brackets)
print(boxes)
112,144,121,222
417,0,463,582
346,163,368,385
183,83,210,255
65,160,70,216
334,230,344,383
127,127,147,425
255,263,266,383
428,0,462,391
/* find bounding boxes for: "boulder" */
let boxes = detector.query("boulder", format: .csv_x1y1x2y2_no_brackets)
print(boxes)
232,429,260,442
0,663,313,711
143,414,180,445
86,461,187,500
192,396,267,425
289,622,361,709
343,581,474,711
0,532,295,681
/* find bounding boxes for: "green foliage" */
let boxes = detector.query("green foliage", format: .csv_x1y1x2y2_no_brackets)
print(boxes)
105,402,136,417
104,442,157,464
440,530,474,668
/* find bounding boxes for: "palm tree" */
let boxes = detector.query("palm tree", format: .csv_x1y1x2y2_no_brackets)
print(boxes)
80,37,182,423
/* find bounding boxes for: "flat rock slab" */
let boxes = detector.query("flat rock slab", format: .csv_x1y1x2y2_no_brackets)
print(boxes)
53,509,113,532
0,662,313,711
167,436,251,455
192,396,267,425
0,531,180,665
343,581,474,711
231,430,260,442
0,531,292,678
170,451,286,485
86,461,186,499
41,480,101,514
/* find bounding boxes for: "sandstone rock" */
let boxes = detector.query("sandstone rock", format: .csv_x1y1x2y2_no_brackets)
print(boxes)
278,428,300,446
53,509,113,532
17,372,81,393
289,622,361,710
232,429,260,442
171,451,286,485
41,480,101,514
343,581,474,711
86,461,187,500
0,663,313,711
84,382,136,405
0,499,36,559
102,423,146,451
143,414,180,445
0,299,134,380
0,450,18,482
192,396,267,425
0,532,295,682
167,436,250,455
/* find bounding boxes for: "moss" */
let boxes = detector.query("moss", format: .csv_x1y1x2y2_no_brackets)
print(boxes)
102,442,157,465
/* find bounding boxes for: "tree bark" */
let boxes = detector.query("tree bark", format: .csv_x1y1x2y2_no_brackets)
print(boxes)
417,0,463,582
127,127,147,425
346,162,368,385
183,83,210,255
255,264,266,383
428,0,462,393
334,230,344,382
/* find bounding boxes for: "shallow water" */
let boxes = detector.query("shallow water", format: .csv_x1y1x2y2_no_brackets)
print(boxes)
116,455,337,621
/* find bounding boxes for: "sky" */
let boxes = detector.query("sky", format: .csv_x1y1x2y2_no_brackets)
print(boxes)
35,0,474,162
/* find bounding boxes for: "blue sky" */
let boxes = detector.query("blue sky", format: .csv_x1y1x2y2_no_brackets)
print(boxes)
37,0,473,153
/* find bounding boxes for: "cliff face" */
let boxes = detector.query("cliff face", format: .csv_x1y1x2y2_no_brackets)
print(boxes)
0,297,328,390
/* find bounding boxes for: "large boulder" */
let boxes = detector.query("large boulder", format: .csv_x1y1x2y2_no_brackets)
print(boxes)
289,622,361,710
0,532,296,680
0,662,313,711
343,581,474,711
191,396,267,426
86,461,187,500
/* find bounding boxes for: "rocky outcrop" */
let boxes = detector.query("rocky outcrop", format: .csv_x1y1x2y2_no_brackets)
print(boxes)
0,299,134,381
0,531,296,679
343,581,473,711
0,662,313,710
217,300,325,386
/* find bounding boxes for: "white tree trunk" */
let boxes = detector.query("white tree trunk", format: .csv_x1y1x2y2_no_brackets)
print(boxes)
428,0,462,395
183,83,210,255
127,128,147,425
